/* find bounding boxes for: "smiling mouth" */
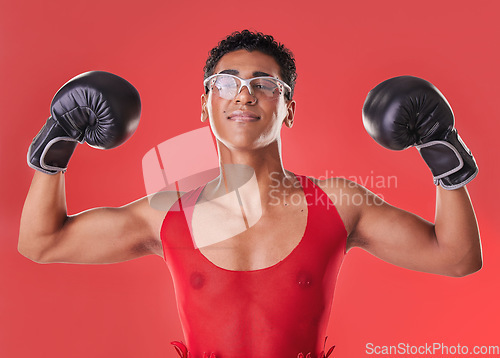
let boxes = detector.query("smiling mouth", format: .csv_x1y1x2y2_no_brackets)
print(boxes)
228,111,261,122
229,116,260,122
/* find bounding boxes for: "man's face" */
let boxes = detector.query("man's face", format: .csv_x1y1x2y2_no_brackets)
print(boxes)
201,49,295,151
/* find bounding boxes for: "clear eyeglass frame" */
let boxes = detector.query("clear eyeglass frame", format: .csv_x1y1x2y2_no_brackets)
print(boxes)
203,73,292,100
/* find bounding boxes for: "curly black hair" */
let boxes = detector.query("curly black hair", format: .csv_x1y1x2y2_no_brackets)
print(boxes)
204,30,297,99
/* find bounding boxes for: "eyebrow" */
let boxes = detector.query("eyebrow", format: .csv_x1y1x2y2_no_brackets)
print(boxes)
218,69,273,77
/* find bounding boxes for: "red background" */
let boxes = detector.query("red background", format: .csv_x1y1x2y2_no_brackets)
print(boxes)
1,1,498,357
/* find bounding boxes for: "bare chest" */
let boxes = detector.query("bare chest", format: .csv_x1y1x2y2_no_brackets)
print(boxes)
192,197,308,271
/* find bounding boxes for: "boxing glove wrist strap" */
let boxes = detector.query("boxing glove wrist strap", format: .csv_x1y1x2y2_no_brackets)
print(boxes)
27,117,79,175
416,129,478,190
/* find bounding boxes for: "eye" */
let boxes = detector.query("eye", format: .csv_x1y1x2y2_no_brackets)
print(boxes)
252,78,278,90
215,76,238,89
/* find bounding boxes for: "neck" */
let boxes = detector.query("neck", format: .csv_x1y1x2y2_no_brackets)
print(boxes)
207,139,297,206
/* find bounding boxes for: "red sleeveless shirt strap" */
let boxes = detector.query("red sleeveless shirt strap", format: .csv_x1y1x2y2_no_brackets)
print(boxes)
160,186,205,261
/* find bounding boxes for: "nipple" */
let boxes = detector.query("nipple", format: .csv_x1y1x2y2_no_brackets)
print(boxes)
296,270,312,288
190,271,206,290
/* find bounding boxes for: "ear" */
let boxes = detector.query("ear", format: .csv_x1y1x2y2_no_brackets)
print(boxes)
201,94,209,122
283,99,296,128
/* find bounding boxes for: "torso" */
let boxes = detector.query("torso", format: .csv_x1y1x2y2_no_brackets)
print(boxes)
160,174,347,357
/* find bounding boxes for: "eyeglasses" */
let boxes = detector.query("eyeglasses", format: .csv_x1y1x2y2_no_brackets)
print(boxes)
204,74,291,101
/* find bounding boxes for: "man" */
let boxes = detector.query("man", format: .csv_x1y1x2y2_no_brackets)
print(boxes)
18,30,482,358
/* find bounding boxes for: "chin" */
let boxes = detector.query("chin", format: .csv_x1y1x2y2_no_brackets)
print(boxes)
222,135,279,153
210,122,279,151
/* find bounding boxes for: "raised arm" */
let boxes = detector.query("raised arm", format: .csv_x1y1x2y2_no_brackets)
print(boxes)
338,76,482,277
18,71,171,264
18,172,167,264
342,183,481,277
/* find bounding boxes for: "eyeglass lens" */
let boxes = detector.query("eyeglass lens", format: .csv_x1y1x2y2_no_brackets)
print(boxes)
212,75,283,100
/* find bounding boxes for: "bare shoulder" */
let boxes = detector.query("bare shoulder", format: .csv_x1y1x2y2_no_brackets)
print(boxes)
126,190,187,232
305,176,385,240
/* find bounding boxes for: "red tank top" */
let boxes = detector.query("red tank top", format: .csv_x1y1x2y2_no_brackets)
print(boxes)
160,175,346,358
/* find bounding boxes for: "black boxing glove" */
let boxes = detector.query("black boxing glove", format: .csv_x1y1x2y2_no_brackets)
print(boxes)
28,71,141,174
362,76,477,190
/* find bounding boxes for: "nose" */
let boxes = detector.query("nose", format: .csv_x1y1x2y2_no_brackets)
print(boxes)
235,84,257,104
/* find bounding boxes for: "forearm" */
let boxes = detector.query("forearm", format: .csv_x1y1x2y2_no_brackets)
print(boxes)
18,171,68,260
434,185,482,276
